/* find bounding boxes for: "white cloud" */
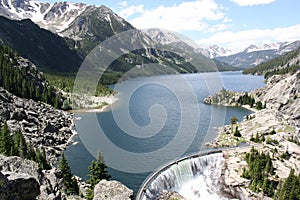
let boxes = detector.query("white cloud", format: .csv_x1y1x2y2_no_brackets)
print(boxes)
230,0,276,6
119,1,128,7
123,0,226,32
119,4,144,18
197,24,300,51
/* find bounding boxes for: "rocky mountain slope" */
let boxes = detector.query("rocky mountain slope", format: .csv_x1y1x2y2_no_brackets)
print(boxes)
143,28,239,71
0,0,233,79
0,0,88,34
143,28,233,58
204,49,300,199
215,40,300,68
0,87,74,164
243,46,300,77
0,46,134,199
0,16,82,73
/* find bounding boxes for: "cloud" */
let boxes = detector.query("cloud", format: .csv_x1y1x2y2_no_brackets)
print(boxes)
230,0,276,6
122,0,226,32
119,4,144,18
197,24,300,51
119,1,128,7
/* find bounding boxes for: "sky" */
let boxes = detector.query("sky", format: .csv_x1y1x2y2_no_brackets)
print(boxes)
48,0,300,51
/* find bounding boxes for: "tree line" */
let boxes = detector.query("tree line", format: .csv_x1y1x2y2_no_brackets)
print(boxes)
0,45,62,108
243,46,300,76
0,122,51,170
59,151,111,198
242,146,300,199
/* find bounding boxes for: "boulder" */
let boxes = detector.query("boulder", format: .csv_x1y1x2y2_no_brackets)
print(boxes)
0,154,65,200
11,110,27,121
93,180,134,200
156,191,187,200
44,123,58,133
4,172,40,200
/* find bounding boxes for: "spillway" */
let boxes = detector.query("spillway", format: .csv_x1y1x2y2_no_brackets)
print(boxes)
136,151,226,200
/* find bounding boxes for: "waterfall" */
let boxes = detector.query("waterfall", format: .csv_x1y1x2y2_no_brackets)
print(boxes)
138,152,226,200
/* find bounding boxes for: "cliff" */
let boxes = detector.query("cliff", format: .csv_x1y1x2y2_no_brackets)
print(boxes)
206,70,300,199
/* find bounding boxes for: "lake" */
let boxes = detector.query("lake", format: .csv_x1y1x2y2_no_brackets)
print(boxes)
65,71,265,194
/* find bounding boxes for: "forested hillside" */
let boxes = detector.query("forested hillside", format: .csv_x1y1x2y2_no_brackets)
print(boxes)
0,16,83,73
243,47,300,78
0,45,63,108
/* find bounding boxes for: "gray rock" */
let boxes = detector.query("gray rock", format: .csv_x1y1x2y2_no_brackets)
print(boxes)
93,180,134,200
11,110,27,121
156,191,187,200
0,170,40,200
0,87,75,165
5,171,40,200
0,154,64,200
44,123,58,134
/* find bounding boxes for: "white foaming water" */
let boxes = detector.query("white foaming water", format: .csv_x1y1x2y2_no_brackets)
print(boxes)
140,152,226,200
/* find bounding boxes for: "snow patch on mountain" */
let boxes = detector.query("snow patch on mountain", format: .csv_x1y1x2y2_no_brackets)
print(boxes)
142,28,184,45
198,44,233,58
143,28,233,58
0,0,88,34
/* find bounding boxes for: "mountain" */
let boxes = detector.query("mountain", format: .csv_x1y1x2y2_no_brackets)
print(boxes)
243,46,300,77
0,1,239,82
143,28,233,58
198,45,233,58
0,16,82,73
0,0,134,56
143,28,238,71
215,41,300,68
0,0,87,34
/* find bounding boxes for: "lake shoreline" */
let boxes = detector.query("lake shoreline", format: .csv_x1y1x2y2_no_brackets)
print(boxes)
69,94,118,113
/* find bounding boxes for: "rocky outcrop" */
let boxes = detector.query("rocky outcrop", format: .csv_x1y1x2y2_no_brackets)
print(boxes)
258,73,300,128
156,191,186,200
0,170,40,200
0,87,75,164
0,154,66,200
204,89,246,106
203,88,260,110
93,180,134,200
205,71,300,199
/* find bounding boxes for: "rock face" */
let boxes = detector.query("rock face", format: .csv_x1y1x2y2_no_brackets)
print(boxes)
0,87,75,164
259,72,300,128
0,154,65,200
205,70,300,199
203,89,248,106
155,191,186,200
93,180,134,200
0,170,40,200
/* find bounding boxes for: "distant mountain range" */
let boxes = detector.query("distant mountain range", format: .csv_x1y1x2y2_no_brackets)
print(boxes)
0,0,238,76
143,29,300,69
215,41,300,68
0,0,299,75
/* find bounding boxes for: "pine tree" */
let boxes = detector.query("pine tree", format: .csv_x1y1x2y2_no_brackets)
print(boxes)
59,152,79,195
0,122,13,155
230,116,238,134
87,152,111,188
86,151,111,200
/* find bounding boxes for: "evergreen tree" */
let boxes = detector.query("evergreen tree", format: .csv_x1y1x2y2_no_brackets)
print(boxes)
86,151,111,200
233,126,241,137
0,122,13,155
59,152,79,195
230,116,238,134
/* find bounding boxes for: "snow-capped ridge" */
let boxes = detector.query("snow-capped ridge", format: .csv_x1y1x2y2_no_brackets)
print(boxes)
143,28,233,58
243,42,293,53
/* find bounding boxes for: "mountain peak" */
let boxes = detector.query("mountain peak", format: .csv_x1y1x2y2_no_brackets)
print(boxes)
243,42,287,53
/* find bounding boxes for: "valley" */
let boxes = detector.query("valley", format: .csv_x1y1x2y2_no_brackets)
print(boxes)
0,0,299,200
